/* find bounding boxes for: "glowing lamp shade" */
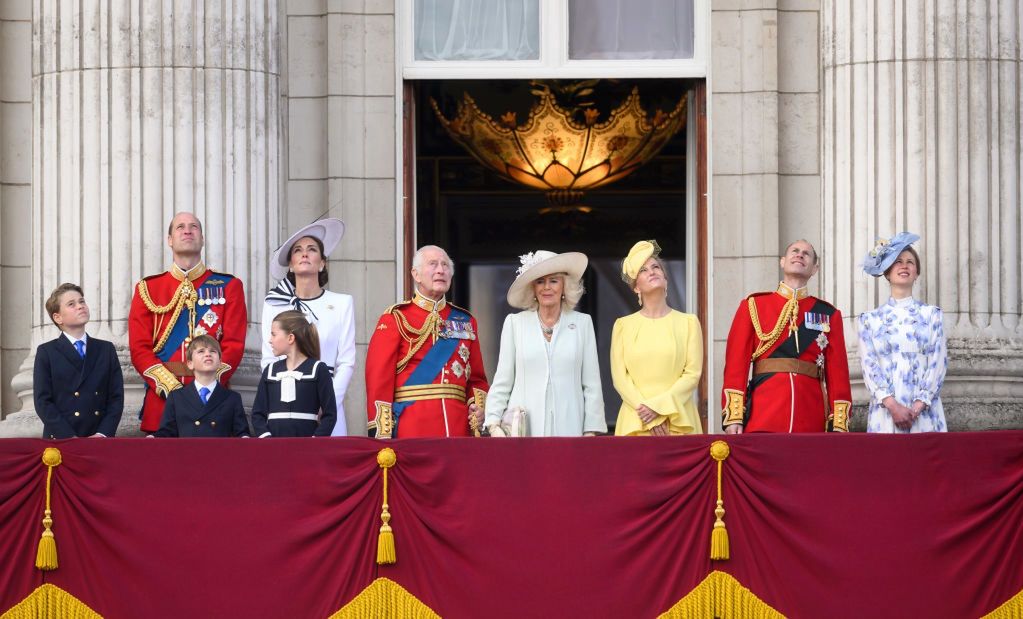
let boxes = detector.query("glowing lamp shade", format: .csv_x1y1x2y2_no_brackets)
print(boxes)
431,87,687,207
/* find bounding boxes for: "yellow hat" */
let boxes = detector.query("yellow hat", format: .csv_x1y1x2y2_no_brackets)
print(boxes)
621,240,662,284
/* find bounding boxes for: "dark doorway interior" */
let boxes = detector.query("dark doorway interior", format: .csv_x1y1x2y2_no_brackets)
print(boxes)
415,78,695,432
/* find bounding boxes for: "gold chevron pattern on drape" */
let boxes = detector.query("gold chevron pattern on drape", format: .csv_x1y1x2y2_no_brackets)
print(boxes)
658,571,784,619
0,585,101,619
329,578,439,619
982,590,1023,619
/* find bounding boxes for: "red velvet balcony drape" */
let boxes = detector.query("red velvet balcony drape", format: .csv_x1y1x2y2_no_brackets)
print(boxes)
1,433,1021,618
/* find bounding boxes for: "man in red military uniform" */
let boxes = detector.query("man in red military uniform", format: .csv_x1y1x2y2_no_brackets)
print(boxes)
129,212,247,433
365,245,488,438
721,239,852,433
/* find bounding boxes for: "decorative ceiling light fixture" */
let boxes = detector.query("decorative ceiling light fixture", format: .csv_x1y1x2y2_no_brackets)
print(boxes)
431,85,687,210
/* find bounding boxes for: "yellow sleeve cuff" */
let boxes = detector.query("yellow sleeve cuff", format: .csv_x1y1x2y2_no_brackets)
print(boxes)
829,400,851,432
373,401,394,439
721,389,745,426
143,364,183,398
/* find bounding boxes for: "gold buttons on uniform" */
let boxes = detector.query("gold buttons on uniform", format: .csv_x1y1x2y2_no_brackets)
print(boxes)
73,412,80,417
94,411,100,416
194,420,200,426
210,421,216,427
74,391,79,397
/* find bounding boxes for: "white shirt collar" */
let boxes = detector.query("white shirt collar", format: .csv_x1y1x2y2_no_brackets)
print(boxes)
63,332,88,347
194,380,217,395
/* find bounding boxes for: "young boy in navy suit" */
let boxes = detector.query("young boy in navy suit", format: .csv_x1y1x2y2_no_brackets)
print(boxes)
33,283,124,438
154,335,250,437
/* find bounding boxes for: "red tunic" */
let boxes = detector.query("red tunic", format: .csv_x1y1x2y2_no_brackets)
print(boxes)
128,264,247,432
721,283,852,432
365,294,489,438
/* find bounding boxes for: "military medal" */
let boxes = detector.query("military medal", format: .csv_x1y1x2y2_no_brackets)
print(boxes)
804,312,829,332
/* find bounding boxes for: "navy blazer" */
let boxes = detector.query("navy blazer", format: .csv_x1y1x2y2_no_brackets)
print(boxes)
33,334,124,439
155,384,250,437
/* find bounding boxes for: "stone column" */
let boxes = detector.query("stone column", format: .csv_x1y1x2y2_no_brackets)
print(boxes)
0,0,34,419
283,3,397,435
0,0,280,437
822,0,1023,429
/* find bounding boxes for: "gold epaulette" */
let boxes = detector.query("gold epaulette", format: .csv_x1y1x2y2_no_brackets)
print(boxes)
385,300,412,315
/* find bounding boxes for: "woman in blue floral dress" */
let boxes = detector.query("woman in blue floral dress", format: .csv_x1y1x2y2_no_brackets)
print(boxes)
857,232,947,433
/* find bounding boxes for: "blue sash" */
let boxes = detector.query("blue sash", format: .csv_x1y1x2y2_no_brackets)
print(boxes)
392,306,471,432
155,274,235,361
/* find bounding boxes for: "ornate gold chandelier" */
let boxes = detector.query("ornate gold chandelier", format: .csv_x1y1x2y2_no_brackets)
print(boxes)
431,86,687,208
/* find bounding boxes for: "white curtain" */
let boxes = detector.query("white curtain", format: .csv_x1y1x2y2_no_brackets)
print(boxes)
569,0,694,60
415,0,540,61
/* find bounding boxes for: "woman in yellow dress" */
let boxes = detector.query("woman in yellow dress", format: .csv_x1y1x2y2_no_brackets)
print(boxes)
611,240,704,435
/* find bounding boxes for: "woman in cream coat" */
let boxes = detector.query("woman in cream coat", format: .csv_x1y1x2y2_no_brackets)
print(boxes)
484,250,606,437
611,240,703,435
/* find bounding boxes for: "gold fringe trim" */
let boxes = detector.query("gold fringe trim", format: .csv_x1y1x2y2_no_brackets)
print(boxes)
0,584,102,619
709,441,731,561
329,578,439,619
982,589,1023,618
658,571,784,619
36,448,62,571
376,448,397,565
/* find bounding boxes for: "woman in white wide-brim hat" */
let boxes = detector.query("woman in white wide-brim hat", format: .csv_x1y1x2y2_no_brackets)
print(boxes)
260,218,355,436
857,232,947,433
610,240,703,436
484,250,606,437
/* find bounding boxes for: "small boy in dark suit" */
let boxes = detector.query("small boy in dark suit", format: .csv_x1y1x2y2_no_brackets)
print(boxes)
33,283,124,438
154,335,250,437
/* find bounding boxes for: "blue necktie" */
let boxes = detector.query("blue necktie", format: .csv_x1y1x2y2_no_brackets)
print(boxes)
74,340,85,359
199,387,210,404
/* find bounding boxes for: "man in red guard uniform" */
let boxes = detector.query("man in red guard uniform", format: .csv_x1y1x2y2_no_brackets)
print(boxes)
129,212,247,433
721,239,852,433
365,245,488,438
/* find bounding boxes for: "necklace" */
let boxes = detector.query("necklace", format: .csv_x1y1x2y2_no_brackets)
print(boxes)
538,312,558,337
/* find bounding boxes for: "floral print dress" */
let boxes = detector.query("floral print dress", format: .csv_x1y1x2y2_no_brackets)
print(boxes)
857,297,947,433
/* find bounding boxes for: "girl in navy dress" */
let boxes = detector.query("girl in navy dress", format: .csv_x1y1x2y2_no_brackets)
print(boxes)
252,310,337,437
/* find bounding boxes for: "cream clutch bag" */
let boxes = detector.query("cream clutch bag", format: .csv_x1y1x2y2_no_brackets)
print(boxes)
490,406,529,437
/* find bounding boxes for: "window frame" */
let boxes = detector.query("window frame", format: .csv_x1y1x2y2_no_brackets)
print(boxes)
399,0,709,79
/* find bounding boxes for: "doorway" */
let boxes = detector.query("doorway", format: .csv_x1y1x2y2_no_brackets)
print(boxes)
410,78,701,432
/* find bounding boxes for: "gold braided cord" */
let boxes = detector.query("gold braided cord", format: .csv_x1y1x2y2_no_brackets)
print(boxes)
329,578,439,619
393,310,441,374
136,279,187,314
0,585,101,619
748,295,799,360
137,280,199,354
658,571,784,619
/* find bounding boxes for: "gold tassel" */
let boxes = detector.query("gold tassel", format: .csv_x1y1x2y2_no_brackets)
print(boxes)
376,448,397,565
709,441,731,561
35,447,63,571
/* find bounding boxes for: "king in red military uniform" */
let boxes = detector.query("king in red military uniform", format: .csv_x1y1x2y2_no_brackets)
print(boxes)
128,212,247,433
365,245,488,438
721,240,852,433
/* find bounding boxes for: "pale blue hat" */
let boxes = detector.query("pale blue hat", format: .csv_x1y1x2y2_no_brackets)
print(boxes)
862,232,920,277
